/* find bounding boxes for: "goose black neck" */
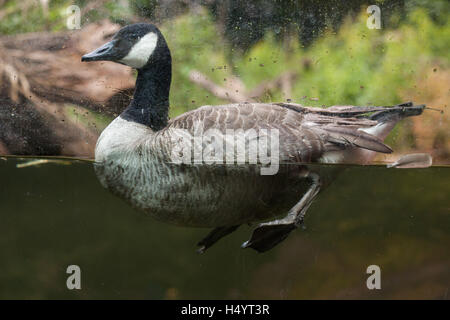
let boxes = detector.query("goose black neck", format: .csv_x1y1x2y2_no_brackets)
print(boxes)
121,61,171,131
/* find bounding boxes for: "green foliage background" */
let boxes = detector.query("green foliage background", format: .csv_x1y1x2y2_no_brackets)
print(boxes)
159,7,449,114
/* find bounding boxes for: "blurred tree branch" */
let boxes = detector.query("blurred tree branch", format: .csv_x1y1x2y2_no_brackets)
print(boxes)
189,69,298,103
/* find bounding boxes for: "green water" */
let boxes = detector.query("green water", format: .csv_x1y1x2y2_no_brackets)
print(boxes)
0,158,449,299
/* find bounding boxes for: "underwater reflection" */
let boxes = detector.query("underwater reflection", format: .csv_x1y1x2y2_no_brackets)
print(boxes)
94,160,339,253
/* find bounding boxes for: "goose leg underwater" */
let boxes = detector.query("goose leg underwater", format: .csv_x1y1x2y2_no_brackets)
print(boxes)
82,23,426,253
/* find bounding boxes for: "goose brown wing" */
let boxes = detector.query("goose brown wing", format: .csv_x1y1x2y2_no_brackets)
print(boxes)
158,102,394,163
167,103,302,132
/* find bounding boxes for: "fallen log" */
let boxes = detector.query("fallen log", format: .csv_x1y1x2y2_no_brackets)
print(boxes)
0,20,135,157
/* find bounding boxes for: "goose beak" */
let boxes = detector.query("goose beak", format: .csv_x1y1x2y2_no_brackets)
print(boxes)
81,40,118,62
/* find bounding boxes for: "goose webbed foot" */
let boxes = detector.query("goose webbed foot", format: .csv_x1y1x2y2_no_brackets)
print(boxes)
242,171,321,253
241,222,297,252
197,225,240,253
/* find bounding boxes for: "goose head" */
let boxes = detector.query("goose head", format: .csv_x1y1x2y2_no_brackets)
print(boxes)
81,23,171,70
81,23,172,130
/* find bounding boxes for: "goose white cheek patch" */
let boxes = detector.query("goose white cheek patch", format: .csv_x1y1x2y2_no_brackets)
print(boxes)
120,32,158,69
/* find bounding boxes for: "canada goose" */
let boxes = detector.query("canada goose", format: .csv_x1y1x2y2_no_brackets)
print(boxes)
81,23,425,253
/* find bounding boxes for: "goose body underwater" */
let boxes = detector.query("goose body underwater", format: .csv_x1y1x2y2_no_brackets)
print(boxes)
82,23,426,253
